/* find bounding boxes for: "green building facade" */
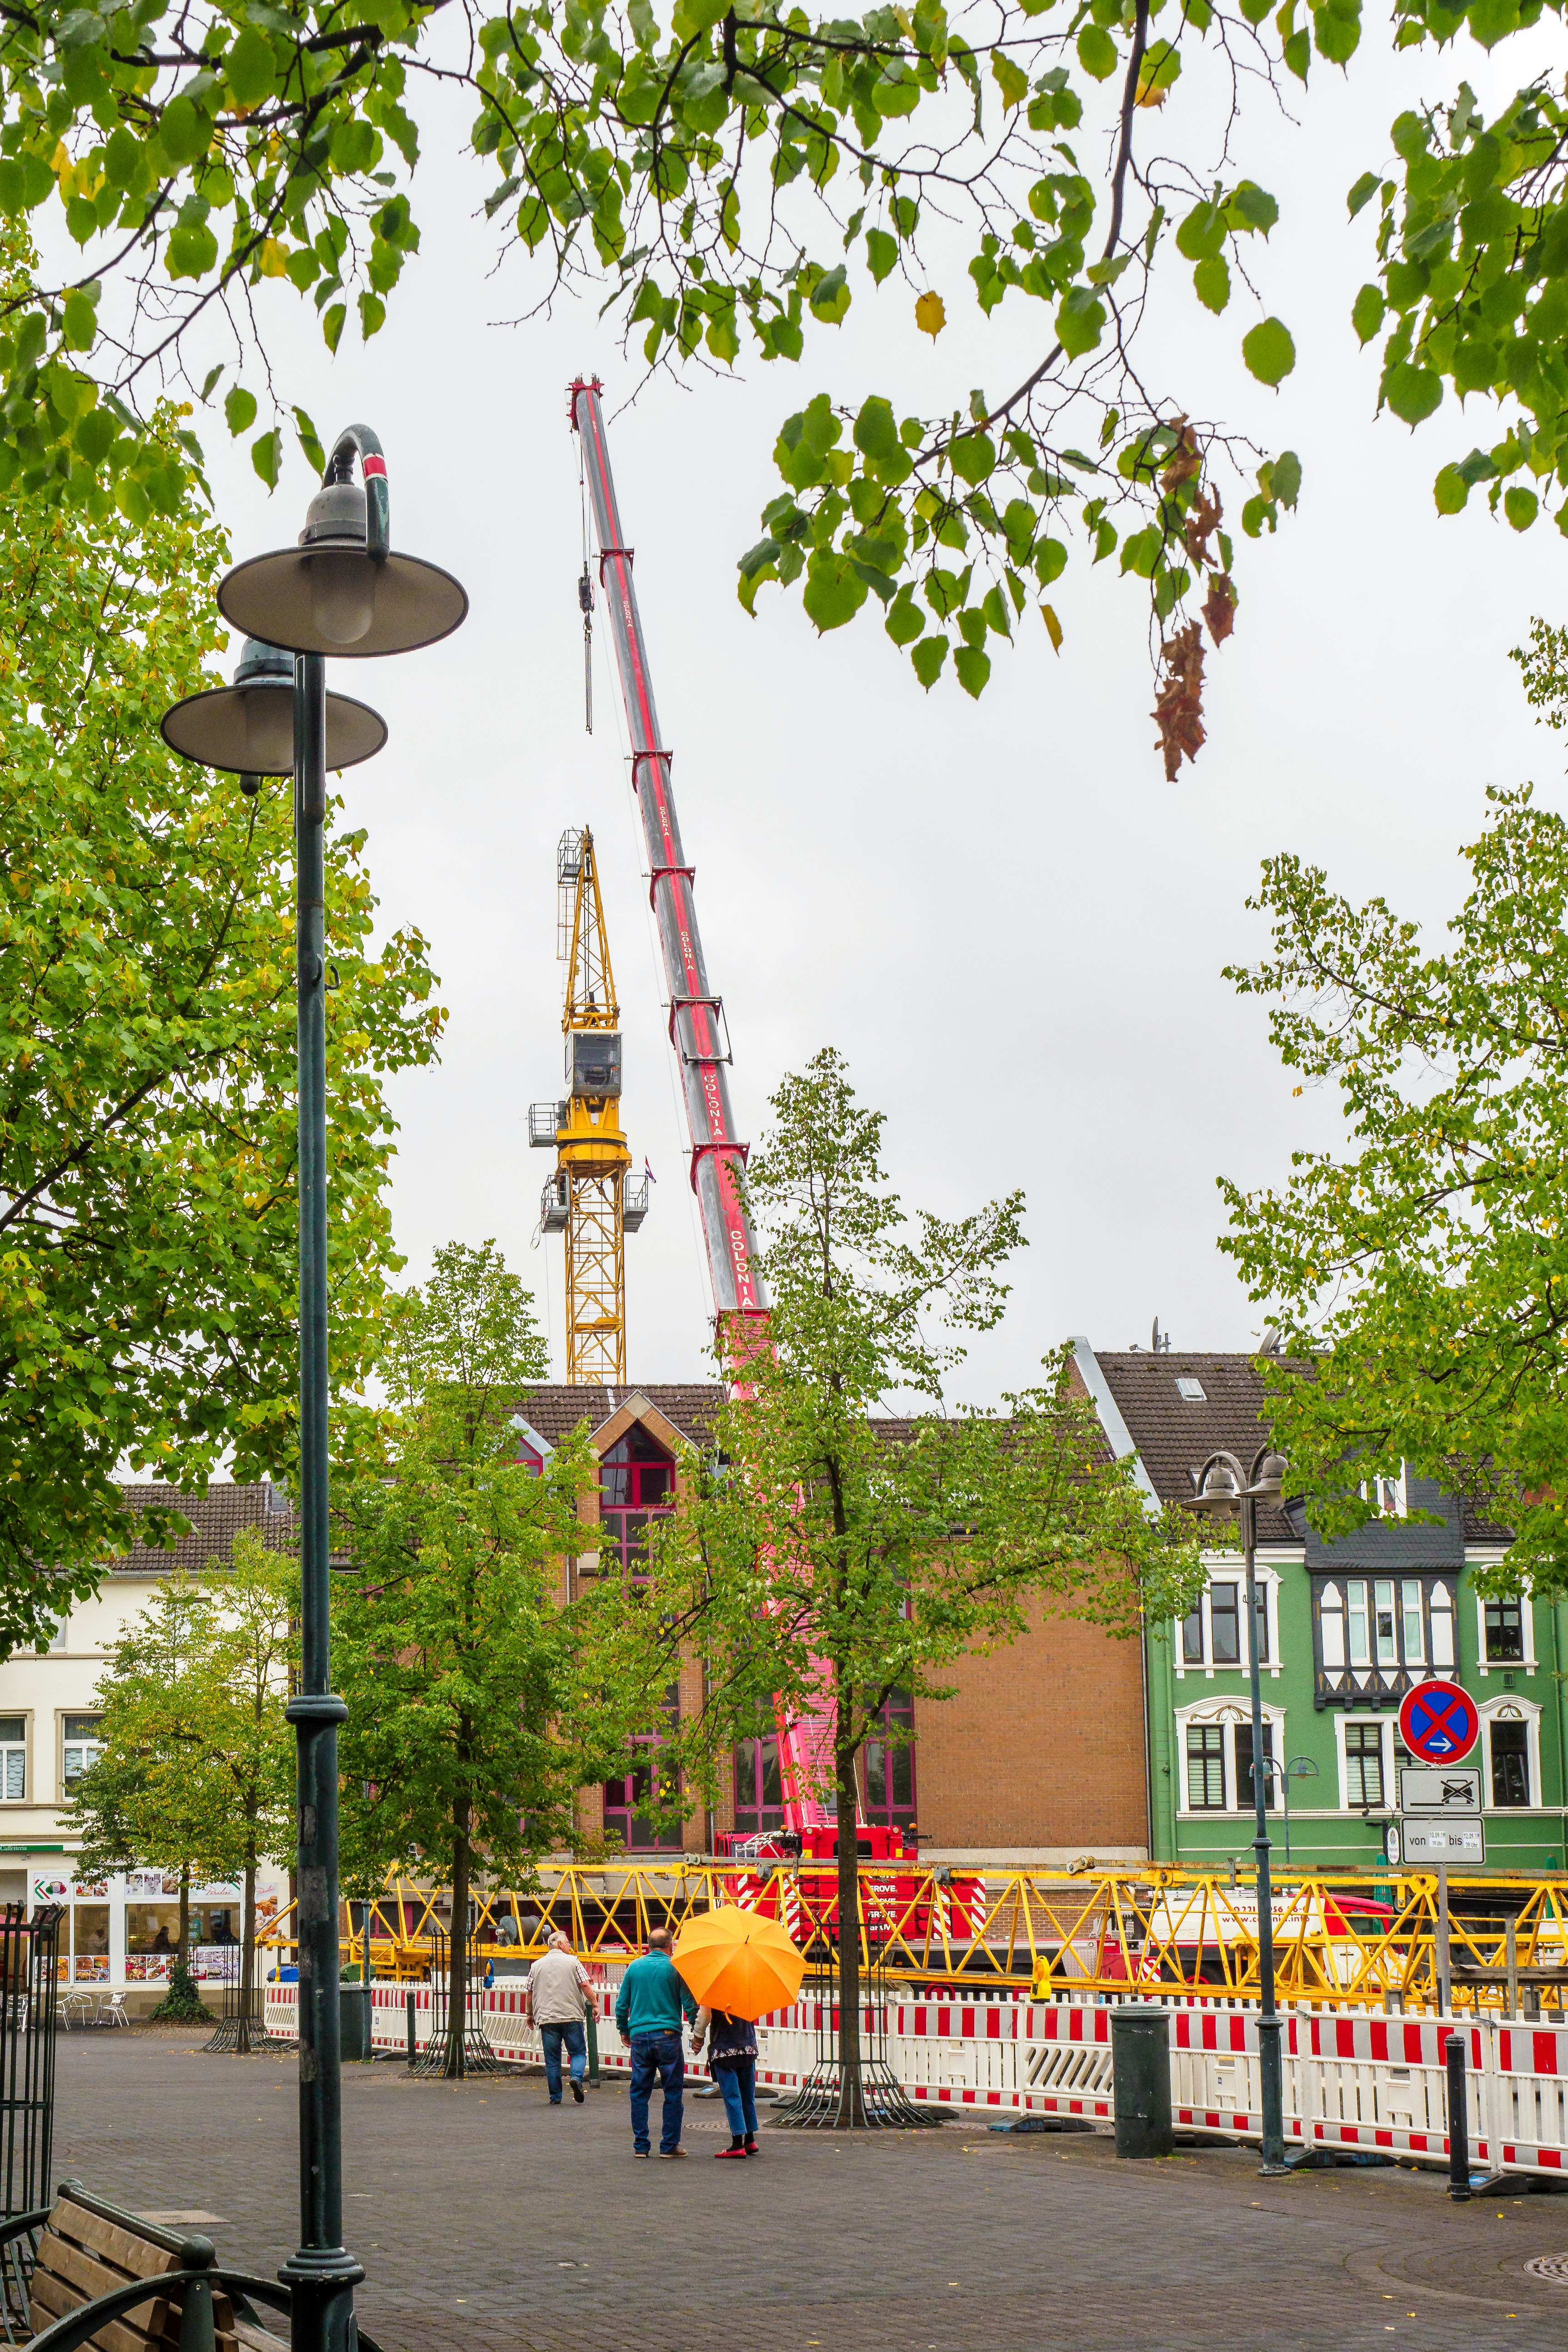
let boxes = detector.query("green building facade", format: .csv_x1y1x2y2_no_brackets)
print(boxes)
1074,1342,1568,1876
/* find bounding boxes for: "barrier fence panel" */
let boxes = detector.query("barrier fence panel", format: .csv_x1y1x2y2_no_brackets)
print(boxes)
260,1974,1568,2180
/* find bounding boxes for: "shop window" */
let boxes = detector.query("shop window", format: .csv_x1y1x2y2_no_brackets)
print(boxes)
1345,1722,1385,1810
72,1904,109,1984
1235,1720,1276,1810
0,1720,25,1802
862,1691,916,1835
1490,1720,1531,1807
1187,1725,1226,1810
1209,1585,1240,1665
1484,1597,1526,1665
61,1714,102,1790
127,1905,184,1958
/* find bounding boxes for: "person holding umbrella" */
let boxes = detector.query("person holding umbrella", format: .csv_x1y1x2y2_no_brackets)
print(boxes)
693,2004,760,2156
671,1903,804,2161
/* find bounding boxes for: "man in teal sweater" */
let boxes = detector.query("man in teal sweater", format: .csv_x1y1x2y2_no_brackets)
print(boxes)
615,1927,699,2157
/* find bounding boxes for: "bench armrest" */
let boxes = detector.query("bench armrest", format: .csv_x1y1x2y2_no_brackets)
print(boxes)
211,2275,386,2352
27,2262,388,2352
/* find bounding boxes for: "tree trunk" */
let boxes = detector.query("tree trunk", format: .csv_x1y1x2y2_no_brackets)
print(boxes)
835,1740,866,2128
446,1815,471,2081
176,1865,190,1971
238,1852,257,2051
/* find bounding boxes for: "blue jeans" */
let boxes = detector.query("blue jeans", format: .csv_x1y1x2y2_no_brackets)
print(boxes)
540,2019,586,2103
715,2056,758,2140
629,2028,685,2152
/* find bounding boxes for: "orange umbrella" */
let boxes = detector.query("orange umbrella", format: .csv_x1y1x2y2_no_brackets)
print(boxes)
671,1904,805,2021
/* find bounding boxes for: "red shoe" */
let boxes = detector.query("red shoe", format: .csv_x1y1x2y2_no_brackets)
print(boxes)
714,2146,747,2158
743,2140,759,2154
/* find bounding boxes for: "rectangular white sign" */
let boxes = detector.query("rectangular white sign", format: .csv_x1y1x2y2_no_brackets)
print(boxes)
1401,1818,1486,1861
1400,1767,1482,1816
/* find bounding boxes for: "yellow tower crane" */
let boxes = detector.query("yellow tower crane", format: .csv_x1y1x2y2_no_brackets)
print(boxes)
529,828,649,1382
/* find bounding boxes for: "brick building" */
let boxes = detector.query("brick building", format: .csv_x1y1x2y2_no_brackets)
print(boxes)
515,1381,1152,1867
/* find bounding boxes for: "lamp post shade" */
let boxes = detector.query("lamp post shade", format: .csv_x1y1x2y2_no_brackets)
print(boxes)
218,469,467,660
160,638,387,776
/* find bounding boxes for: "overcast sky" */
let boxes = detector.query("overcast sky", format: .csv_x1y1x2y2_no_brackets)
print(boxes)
176,20,1567,1403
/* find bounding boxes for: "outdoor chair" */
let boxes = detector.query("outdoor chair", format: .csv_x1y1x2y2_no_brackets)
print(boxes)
0,2180,386,2352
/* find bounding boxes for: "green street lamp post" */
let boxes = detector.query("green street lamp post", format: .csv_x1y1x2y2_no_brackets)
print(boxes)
162,425,466,2352
1186,1444,1290,2177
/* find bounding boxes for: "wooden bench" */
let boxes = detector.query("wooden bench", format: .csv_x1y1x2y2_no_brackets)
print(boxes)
0,2183,382,2352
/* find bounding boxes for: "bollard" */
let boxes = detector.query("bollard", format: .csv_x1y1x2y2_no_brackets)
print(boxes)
1445,2032,1471,2202
585,2002,601,2087
338,1982,371,2064
406,1988,416,2063
1111,2006,1172,2160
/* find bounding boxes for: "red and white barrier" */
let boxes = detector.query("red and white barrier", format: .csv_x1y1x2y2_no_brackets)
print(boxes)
259,1978,1568,2180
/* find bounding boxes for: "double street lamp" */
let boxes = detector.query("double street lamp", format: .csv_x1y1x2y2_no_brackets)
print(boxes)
1186,1444,1290,2178
161,424,466,2352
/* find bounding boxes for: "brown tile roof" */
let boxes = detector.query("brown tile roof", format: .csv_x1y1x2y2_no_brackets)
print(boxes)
1091,1352,1297,1543
107,1482,296,1574
512,1384,725,1449
1090,1350,1511,1549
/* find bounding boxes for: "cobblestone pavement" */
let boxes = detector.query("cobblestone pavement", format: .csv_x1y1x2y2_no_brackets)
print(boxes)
46,2027,1568,2352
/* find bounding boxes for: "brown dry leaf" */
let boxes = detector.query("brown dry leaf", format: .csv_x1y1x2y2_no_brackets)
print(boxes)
1182,488,1222,571
1152,618,1206,782
1160,417,1201,494
1040,602,1063,653
1203,573,1236,646
915,291,946,341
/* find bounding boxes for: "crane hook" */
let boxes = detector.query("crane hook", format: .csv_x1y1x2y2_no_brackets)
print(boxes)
578,561,594,734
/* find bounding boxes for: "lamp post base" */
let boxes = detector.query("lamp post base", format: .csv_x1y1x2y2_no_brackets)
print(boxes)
278,2246,364,2352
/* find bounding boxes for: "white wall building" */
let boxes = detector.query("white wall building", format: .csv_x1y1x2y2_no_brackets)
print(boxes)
5,1484,292,1996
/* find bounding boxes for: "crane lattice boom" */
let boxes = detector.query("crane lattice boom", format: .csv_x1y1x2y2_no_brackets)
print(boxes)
530,825,649,1384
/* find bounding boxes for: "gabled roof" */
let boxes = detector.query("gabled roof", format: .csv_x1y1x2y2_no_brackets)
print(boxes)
1077,1346,1512,1555
512,1384,725,1450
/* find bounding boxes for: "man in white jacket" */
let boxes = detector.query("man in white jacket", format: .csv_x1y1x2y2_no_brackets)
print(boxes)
528,1931,593,2105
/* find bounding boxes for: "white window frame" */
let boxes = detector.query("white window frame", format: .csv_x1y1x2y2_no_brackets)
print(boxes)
1174,1696,1287,1814
1361,1462,1409,1518
1474,1585,1536,1676
1333,1713,1396,1813
59,1712,103,1796
0,1714,29,1805
1478,1693,1543,1810
1173,1560,1282,1680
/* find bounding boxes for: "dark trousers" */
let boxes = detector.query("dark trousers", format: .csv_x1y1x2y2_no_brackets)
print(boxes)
629,2028,685,2152
715,2056,758,2140
540,2019,586,2102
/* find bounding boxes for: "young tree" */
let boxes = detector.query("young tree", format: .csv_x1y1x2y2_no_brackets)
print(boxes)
1220,621,1568,1594
641,1050,1201,2124
67,1570,221,2021
66,1535,296,2038
0,0,1559,761
192,1529,298,2048
0,370,443,1643
336,1241,655,2076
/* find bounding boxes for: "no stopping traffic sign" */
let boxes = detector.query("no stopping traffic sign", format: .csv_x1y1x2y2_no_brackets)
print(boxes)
1398,1679,1479,1765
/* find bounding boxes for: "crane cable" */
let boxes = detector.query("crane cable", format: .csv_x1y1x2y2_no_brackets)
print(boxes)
578,439,594,734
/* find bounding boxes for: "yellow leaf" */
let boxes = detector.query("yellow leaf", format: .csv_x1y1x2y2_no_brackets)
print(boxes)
257,239,288,278
915,290,946,341
1133,77,1167,106
50,140,70,180
1040,602,1062,653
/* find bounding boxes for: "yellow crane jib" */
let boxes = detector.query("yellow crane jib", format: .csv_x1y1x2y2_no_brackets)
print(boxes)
530,827,649,1381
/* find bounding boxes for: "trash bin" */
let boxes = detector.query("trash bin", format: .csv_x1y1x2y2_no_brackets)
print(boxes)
1111,2006,1172,2159
339,1982,373,2063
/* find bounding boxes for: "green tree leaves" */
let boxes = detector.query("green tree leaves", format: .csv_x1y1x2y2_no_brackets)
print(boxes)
1242,316,1296,386
1220,684,1568,1597
0,436,442,1624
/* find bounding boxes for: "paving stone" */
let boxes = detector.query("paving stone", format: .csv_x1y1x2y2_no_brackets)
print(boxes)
46,2029,1568,2351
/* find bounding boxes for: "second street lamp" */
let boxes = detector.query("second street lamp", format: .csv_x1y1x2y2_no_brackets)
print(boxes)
163,423,466,2352
1186,1444,1290,2177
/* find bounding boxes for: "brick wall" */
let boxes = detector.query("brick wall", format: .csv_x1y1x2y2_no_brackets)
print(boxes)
913,1603,1149,1855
